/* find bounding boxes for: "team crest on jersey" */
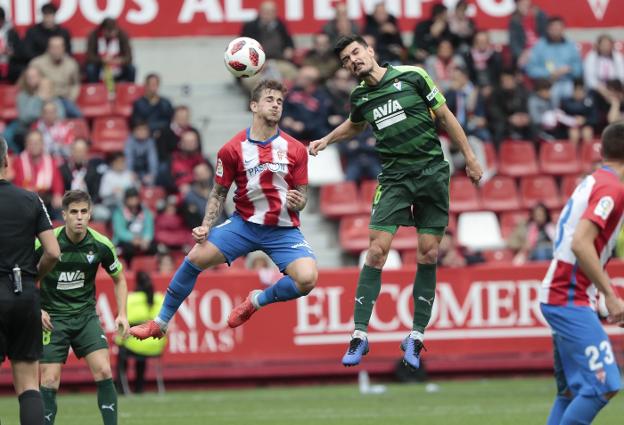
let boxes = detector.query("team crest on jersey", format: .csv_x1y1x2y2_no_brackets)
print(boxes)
595,368,606,384
216,158,224,177
276,150,286,161
86,250,95,264
594,196,614,220
372,99,406,130
393,79,402,91
57,271,85,290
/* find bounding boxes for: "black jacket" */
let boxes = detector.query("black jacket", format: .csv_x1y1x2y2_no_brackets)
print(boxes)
23,23,72,60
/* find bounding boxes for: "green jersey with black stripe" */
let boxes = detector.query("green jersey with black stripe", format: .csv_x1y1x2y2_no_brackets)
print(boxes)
36,226,123,317
349,65,446,174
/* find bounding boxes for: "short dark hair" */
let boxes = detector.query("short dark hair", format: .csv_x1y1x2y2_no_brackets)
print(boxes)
0,7,5,21
533,78,552,91
250,79,287,103
41,3,58,14
145,73,160,84
431,3,447,18
124,187,140,200
62,190,92,210
333,34,368,58
131,119,149,130
548,16,564,25
601,121,624,161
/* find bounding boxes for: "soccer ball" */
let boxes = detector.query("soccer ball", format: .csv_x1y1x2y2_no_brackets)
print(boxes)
224,37,266,78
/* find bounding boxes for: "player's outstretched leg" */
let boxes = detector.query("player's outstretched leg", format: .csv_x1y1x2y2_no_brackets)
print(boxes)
227,257,317,328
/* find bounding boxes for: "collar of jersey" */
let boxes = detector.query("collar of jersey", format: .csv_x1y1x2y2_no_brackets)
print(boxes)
601,165,617,177
363,63,392,88
246,128,280,145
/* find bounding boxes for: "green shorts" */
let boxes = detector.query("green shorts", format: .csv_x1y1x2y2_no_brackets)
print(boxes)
41,310,109,363
370,161,450,236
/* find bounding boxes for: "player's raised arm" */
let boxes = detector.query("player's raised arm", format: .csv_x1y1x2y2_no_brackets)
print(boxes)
309,118,368,156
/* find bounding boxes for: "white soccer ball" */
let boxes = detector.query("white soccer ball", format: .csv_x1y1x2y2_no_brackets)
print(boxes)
224,37,266,78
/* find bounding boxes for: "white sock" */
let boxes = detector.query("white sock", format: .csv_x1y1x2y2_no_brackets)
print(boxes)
250,290,262,309
409,331,424,341
154,317,168,331
352,330,368,339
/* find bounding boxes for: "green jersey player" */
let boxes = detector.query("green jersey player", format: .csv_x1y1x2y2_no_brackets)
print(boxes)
36,190,129,425
310,35,483,369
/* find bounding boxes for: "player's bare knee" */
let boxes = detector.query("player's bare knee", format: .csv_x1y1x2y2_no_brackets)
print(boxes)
417,246,439,264
605,390,619,400
92,365,113,381
366,243,389,268
41,376,60,390
296,269,318,294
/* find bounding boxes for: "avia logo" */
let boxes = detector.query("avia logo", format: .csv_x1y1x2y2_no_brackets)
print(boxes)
57,271,85,290
372,99,406,130
587,0,609,20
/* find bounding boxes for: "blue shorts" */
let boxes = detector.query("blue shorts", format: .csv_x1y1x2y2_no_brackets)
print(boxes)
541,303,621,397
207,214,316,272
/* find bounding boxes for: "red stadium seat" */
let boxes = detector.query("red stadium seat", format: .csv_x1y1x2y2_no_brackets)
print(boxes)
482,249,515,264
88,221,111,237
448,213,457,235
498,140,539,177
450,176,482,213
339,215,370,253
480,176,521,212
561,174,584,199
392,226,418,251
0,85,18,120
132,256,158,272
65,118,90,140
91,117,128,153
484,142,498,172
77,83,112,118
520,175,561,209
581,139,601,172
113,83,144,117
576,41,593,58
319,181,360,219
140,186,166,212
539,141,582,175
358,179,378,213
499,210,529,239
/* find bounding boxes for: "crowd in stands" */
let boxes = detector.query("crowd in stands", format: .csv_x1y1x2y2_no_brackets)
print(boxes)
1,1,623,270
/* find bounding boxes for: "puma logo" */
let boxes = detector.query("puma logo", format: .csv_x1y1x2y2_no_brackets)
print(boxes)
101,403,115,412
355,296,365,305
418,296,434,307
45,413,53,422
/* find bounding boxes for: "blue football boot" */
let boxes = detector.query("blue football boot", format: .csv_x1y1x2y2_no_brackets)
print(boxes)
342,337,369,366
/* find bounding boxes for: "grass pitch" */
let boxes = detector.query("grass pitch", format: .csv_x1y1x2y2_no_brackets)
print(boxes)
0,377,622,424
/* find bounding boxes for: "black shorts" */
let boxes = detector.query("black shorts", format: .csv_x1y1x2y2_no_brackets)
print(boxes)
0,278,42,363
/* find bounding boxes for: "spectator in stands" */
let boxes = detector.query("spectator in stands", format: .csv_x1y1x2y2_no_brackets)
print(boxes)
448,0,475,53
281,66,332,141
338,127,381,183
30,35,81,118
125,120,158,187
508,0,547,68
34,100,75,158
410,3,452,63
170,130,206,194
181,162,222,229
583,34,624,94
526,17,582,107
24,3,72,61
112,187,156,266
302,33,340,81
59,138,104,200
463,30,503,92
529,78,578,140
445,66,491,142
86,18,135,84
155,195,190,252
131,73,173,136
363,3,405,65
156,105,201,164
0,6,25,83
487,69,533,145
425,39,465,93
560,79,596,145
508,203,555,265
322,2,359,45
12,129,63,216
246,251,281,286
605,80,624,125
326,67,357,128
99,152,137,211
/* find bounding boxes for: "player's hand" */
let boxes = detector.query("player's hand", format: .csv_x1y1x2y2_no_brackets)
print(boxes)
192,225,209,243
41,309,53,332
308,138,329,156
115,315,130,338
287,189,307,211
465,157,483,185
605,294,624,327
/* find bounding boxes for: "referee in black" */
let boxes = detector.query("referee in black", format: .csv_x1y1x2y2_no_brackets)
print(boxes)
0,136,61,425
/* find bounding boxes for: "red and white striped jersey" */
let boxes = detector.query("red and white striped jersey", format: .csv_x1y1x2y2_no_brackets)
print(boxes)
540,167,624,308
214,128,308,227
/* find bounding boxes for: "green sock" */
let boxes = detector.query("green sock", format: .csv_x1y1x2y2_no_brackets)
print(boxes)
412,263,437,333
354,265,382,332
40,386,57,424
96,378,118,425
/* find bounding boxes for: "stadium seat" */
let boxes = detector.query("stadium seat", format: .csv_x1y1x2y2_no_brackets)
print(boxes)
483,142,498,173
392,226,419,251
480,176,521,212
499,210,529,239
457,211,505,251
65,118,90,140
447,213,457,235
359,249,402,270
339,215,370,253
319,181,360,219
482,249,515,264
539,141,582,175
91,116,129,153
0,84,18,120
140,186,166,212
498,140,539,177
450,176,482,213
561,174,584,199
358,179,378,213
88,221,111,237
132,256,158,272
581,139,601,172
77,83,112,118
307,145,344,186
520,175,562,209
114,83,144,117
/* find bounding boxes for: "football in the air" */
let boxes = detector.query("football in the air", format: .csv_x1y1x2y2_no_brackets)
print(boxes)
224,37,266,78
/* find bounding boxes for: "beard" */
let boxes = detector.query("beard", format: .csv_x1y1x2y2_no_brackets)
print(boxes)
354,62,373,79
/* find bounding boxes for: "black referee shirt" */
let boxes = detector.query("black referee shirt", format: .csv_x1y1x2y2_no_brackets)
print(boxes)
0,179,53,278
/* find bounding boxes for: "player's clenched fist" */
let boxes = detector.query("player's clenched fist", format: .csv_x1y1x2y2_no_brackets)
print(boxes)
605,294,624,327
192,225,209,243
287,190,306,211
308,139,328,156
466,157,483,185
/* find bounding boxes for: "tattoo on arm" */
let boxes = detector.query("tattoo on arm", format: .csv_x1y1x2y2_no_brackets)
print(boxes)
202,184,229,230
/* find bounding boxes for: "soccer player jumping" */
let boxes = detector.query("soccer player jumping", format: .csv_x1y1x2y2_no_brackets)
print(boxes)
540,122,624,425
309,35,482,368
130,80,317,340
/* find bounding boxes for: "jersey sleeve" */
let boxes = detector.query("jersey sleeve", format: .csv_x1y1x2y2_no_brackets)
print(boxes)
98,235,123,277
214,144,237,188
291,144,309,186
34,195,53,234
409,66,446,110
581,184,622,230
348,87,366,124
